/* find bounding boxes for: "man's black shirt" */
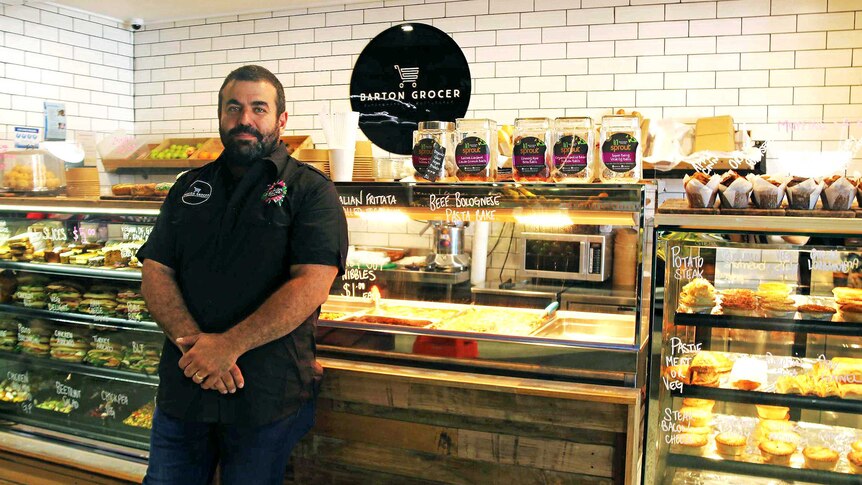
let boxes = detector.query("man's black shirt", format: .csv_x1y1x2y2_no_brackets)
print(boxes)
137,141,348,425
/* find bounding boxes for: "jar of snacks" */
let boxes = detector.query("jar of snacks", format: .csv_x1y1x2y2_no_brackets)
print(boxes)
0,150,66,194
551,117,594,183
412,121,456,182
512,118,551,183
455,118,497,182
599,116,642,183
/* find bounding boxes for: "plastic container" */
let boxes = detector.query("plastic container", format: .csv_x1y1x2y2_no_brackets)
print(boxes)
454,118,497,182
412,121,456,182
599,116,642,183
551,117,594,183
0,150,66,194
512,118,551,183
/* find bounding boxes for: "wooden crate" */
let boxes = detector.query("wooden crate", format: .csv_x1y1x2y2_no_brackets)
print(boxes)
65,167,100,198
101,143,160,172
148,137,209,160
281,135,313,155
294,141,374,181
191,138,223,161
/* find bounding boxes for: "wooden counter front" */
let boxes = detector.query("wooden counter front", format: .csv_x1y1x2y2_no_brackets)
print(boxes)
291,358,644,485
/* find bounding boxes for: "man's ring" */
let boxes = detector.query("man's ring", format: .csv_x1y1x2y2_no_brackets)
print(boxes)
194,372,205,382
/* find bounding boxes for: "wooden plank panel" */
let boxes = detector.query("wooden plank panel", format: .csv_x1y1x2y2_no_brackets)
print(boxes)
457,430,614,478
321,373,410,408
322,373,628,433
302,435,614,485
291,458,450,485
327,400,619,446
314,408,458,456
405,385,628,433
0,453,134,485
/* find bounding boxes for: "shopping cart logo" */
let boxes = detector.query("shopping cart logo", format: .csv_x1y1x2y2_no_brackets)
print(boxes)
394,65,419,88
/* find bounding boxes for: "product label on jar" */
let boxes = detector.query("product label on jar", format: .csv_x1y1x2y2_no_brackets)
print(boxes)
601,133,638,173
512,136,547,175
455,136,490,174
412,138,446,181
553,135,588,174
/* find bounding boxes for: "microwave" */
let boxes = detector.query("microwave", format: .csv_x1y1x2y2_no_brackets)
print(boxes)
519,232,612,282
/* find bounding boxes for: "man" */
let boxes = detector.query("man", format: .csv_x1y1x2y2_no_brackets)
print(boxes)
138,65,348,484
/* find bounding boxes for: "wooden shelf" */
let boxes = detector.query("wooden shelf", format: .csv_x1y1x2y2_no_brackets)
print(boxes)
656,212,862,235
0,196,161,215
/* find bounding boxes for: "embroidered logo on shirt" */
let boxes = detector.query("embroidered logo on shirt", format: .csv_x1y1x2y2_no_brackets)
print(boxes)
262,180,287,206
181,180,213,205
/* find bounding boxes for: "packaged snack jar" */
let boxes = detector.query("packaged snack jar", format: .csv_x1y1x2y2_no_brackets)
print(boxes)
412,121,456,182
599,115,642,183
455,118,497,182
551,117,594,183
512,117,551,183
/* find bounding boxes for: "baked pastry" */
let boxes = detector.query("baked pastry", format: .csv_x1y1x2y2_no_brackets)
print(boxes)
681,398,715,412
715,431,746,457
664,364,691,385
678,406,712,427
678,278,716,313
761,299,798,318
729,357,767,391
679,425,712,435
755,405,789,421
131,183,156,196
852,440,862,453
797,303,836,321
721,289,758,316
768,431,801,447
758,439,795,465
688,353,721,387
802,445,838,471
675,432,708,454
749,174,787,209
717,170,753,208
839,302,862,323
833,287,862,305
684,172,720,208
111,184,133,196
786,176,824,209
754,419,795,443
848,450,862,474
820,175,857,210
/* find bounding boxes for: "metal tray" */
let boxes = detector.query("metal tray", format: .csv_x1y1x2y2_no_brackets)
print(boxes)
532,311,636,344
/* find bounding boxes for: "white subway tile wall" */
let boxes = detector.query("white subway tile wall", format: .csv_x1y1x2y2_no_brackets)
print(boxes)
0,2,134,147
1,0,861,177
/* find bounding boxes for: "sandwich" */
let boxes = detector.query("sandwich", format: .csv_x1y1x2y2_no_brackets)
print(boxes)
16,319,53,356
49,328,89,362
123,341,161,374
13,275,49,309
46,280,85,313
0,318,18,351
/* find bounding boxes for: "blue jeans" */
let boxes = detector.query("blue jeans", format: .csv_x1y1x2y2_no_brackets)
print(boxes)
143,400,315,485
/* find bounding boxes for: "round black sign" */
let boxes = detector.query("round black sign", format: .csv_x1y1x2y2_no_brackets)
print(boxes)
350,23,471,155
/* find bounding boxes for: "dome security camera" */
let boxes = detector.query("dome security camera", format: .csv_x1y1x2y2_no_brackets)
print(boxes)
130,18,144,31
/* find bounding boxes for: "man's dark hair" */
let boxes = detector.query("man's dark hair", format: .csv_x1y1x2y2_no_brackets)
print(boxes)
218,65,285,118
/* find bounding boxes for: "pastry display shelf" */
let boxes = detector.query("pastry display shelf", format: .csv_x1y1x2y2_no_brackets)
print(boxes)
673,385,862,414
0,304,159,333
666,453,861,485
0,350,158,386
0,261,142,282
655,213,862,236
674,312,862,337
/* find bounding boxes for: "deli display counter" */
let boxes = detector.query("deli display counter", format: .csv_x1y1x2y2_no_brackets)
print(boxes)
647,212,862,484
320,182,655,388
0,182,654,484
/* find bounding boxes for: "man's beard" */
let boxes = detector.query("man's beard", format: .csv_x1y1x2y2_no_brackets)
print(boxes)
219,124,280,167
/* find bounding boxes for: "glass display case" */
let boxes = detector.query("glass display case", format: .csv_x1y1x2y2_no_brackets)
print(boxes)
321,182,655,387
0,181,655,454
0,199,160,451
647,214,862,484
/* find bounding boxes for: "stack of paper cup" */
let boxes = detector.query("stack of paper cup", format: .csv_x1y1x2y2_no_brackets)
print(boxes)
319,110,360,181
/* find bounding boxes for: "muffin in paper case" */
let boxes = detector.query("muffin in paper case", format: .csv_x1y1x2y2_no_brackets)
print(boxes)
785,176,825,210
857,179,862,208
747,174,786,209
683,172,720,208
820,175,857,210
717,170,753,209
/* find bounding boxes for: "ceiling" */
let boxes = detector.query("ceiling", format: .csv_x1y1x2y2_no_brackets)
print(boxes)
50,0,368,24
